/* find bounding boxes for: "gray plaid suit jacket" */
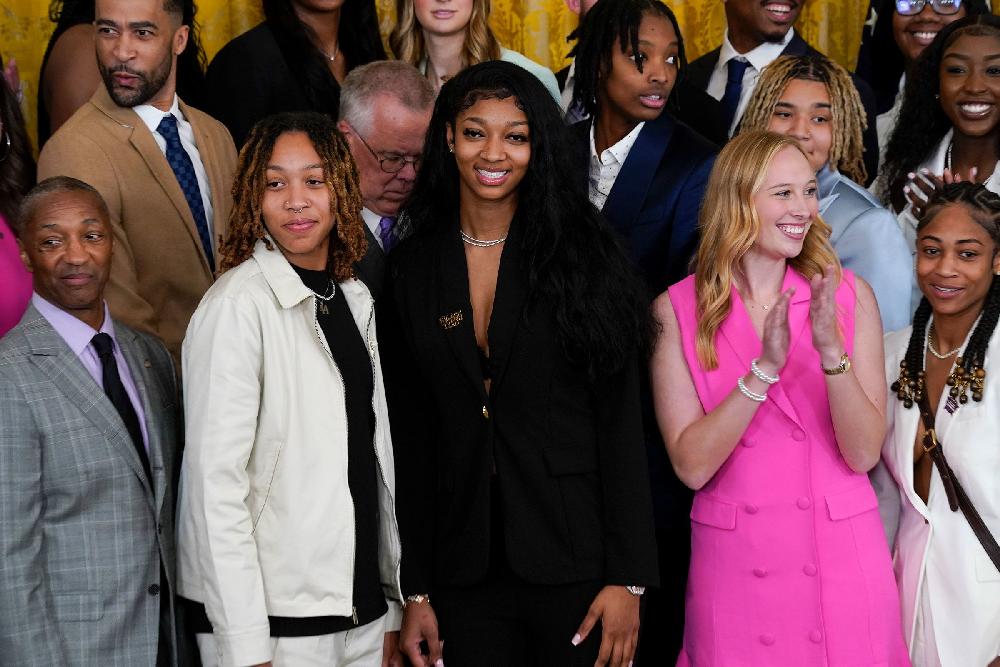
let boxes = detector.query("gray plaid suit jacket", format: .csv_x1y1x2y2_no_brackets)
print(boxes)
0,304,182,666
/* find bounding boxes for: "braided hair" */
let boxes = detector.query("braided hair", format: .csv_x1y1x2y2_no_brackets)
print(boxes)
739,55,867,185
219,112,366,282
894,182,1000,406
569,0,686,121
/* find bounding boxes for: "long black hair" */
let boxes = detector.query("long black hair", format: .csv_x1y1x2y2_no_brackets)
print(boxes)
894,182,1000,406
262,0,386,115
855,0,989,115
569,0,686,120
0,56,36,223
401,60,649,380
38,0,208,146
880,13,1000,212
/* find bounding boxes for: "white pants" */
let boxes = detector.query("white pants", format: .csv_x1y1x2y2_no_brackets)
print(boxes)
197,614,387,667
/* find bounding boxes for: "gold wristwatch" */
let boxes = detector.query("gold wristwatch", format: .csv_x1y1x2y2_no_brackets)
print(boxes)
822,353,851,376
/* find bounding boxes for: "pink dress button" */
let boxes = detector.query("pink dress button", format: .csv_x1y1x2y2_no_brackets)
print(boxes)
745,504,759,514
753,567,768,578
792,429,806,441
743,437,757,448
760,634,776,646
809,630,823,643
803,563,817,576
796,497,812,510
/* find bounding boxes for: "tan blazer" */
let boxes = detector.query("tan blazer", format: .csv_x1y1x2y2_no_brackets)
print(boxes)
38,86,238,363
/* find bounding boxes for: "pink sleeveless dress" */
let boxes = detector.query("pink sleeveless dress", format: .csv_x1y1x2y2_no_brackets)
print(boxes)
669,268,909,666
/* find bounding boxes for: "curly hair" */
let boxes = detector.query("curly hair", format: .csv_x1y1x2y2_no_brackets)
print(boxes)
0,58,35,223
855,0,989,115
399,60,649,380
694,131,841,370
39,0,208,145
219,112,366,282
895,182,1000,405
880,14,1000,212
569,0,686,120
740,55,867,185
390,0,501,70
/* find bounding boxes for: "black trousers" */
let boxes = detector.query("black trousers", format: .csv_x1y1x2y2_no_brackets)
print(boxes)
435,566,603,666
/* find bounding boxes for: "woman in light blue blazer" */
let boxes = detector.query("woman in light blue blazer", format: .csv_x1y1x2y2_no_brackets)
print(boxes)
740,54,914,332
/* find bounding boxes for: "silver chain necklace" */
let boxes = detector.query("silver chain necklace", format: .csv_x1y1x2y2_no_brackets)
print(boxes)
311,280,336,315
460,229,507,248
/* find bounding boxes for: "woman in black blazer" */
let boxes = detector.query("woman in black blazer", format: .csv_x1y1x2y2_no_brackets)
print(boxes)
383,61,658,667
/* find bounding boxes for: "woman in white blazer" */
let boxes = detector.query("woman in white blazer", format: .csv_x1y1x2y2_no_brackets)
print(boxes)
175,112,403,667
881,182,1000,667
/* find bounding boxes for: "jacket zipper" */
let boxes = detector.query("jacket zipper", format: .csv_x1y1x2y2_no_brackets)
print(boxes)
311,297,357,621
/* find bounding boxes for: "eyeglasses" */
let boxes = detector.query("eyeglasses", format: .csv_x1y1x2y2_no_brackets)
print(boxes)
347,124,421,174
895,0,963,16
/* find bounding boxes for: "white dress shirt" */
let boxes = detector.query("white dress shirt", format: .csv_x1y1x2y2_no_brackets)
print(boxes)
588,122,644,210
707,29,794,136
133,95,215,240
362,207,385,250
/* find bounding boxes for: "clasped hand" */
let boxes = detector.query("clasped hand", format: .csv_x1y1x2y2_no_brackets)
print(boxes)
758,265,842,373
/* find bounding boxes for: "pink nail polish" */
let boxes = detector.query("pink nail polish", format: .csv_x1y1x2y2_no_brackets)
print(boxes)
571,633,582,646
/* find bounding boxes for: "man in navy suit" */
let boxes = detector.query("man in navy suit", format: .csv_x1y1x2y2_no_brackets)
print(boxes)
686,0,880,183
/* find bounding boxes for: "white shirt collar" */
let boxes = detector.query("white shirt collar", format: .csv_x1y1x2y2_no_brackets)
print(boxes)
133,94,182,135
717,28,794,73
589,121,645,166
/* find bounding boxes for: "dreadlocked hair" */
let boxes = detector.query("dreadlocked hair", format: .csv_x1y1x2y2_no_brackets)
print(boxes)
739,55,867,185
894,182,1000,407
570,0,686,120
219,112,366,282
880,14,1000,212
694,131,840,370
400,60,650,382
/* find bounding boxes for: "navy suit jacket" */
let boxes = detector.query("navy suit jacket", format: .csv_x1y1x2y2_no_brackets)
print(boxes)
686,33,880,185
574,113,716,297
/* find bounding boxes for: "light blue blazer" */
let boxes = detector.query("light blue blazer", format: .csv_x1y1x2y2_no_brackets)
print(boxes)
818,167,914,333
499,48,561,103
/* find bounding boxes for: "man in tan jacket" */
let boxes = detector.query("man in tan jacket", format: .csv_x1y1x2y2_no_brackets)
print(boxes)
38,0,237,363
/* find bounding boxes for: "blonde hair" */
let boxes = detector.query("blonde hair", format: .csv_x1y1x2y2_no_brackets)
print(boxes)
694,130,841,370
390,0,501,70
739,55,867,185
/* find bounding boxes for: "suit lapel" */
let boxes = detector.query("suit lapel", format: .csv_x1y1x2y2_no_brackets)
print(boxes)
23,313,156,510
437,230,487,397
485,220,527,393
602,115,674,231
182,99,226,250
781,33,809,57
117,328,167,516
893,403,929,517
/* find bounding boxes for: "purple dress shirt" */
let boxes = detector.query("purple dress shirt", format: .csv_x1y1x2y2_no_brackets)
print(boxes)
0,214,32,338
32,293,150,451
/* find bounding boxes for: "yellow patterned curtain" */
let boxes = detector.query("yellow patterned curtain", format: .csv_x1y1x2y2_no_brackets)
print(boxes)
0,0,934,150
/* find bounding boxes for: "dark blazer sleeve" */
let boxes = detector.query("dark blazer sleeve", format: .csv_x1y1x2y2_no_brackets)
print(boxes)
595,358,660,586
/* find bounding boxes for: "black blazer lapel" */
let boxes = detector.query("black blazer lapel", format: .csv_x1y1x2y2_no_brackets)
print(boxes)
437,230,487,397
485,221,527,394
685,48,720,92
24,317,156,509
602,114,675,231
781,32,810,57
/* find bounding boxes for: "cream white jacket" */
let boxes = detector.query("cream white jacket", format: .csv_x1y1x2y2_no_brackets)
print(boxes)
880,324,1000,667
176,239,402,667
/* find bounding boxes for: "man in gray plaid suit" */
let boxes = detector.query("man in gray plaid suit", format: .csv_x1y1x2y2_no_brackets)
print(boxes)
0,177,182,666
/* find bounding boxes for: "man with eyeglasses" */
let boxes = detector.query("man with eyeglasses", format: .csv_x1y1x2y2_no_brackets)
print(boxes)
338,61,434,299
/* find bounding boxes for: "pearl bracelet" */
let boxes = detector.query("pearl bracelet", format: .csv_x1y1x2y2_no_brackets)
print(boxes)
738,377,767,402
750,358,779,385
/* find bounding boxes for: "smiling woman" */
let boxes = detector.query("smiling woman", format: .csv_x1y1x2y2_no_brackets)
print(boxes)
175,112,406,666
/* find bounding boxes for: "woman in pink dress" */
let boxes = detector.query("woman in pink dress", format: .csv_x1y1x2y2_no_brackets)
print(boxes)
0,57,34,338
651,130,909,666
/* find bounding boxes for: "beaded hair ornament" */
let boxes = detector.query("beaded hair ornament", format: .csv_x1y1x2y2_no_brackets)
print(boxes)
892,183,1000,410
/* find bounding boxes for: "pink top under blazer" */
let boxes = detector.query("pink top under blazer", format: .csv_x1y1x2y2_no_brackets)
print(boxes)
0,214,31,338
669,268,909,666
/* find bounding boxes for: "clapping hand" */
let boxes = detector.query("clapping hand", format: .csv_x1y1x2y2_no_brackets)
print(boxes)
904,167,975,219
809,266,844,366
757,289,795,376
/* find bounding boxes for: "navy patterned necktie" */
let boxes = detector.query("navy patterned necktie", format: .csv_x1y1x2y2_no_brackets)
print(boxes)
91,333,151,482
156,114,215,272
379,216,398,253
720,58,752,136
